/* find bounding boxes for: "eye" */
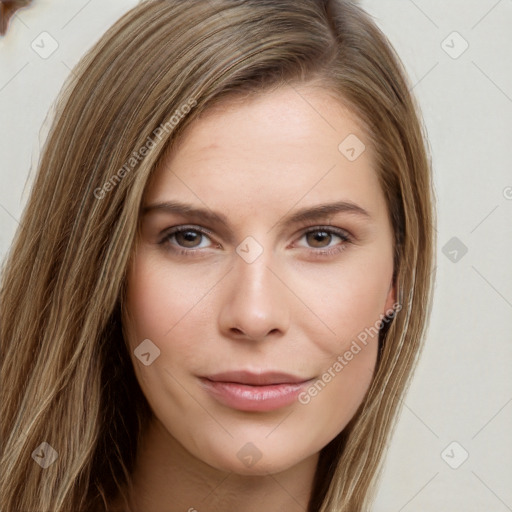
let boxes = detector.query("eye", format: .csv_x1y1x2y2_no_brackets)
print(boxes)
158,224,352,258
159,226,214,251
295,226,352,255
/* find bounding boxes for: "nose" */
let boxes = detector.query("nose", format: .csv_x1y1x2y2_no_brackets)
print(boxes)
217,248,291,342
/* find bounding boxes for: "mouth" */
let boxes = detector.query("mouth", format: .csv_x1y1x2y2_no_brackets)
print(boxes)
199,370,314,412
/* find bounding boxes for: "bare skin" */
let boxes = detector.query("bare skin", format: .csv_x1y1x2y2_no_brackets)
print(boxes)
117,84,396,512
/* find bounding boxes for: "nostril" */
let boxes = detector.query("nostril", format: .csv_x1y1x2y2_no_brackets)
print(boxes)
229,327,280,339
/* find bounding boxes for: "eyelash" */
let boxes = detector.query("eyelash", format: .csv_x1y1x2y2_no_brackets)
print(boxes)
158,224,353,258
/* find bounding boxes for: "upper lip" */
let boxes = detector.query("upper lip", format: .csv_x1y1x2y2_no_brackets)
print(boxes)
202,370,311,386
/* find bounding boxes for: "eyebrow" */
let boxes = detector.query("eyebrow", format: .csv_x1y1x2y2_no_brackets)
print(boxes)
142,199,371,230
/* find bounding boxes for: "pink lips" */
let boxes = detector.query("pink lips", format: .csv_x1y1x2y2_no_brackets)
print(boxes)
199,371,313,412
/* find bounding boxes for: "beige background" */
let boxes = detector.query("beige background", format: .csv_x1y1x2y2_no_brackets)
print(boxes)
0,1,511,510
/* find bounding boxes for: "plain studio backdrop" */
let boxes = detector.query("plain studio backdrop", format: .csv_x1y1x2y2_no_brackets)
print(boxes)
0,1,511,510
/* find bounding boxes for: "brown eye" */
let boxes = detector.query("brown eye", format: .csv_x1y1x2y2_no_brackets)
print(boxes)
159,226,213,251
296,227,351,255
306,230,333,248
174,229,203,248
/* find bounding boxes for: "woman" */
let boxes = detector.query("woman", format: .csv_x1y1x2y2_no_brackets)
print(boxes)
0,0,435,510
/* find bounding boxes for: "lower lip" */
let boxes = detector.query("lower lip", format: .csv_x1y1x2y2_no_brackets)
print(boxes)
200,378,311,412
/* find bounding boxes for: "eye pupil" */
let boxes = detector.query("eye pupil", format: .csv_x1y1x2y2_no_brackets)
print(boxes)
307,231,331,248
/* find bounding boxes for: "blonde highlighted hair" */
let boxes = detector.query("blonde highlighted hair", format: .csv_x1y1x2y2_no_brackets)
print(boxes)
0,1,435,510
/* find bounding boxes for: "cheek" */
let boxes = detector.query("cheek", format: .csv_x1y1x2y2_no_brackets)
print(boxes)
295,343,378,454
293,262,387,441
124,253,212,344
123,255,205,411
122,254,211,402
292,249,393,355
334,270,390,342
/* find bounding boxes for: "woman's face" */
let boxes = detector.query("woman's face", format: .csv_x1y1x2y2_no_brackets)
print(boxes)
124,85,396,475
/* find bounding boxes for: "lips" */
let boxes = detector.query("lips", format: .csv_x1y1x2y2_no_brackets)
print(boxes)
203,370,310,386
199,370,314,412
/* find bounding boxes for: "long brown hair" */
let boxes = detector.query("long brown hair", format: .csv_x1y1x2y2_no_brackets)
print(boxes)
0,1,435,510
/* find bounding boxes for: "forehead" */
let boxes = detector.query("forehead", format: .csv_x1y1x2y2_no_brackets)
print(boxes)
145,86,386,222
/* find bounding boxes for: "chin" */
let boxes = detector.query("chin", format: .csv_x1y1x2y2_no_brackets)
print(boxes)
197,441,310,477
226,457,298,477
